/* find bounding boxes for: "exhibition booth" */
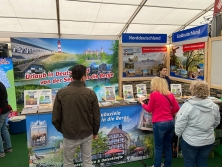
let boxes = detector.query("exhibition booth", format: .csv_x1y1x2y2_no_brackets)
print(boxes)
1,24,222,167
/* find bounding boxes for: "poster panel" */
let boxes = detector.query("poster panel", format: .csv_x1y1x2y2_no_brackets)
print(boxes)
170,42,205,80
26,105,154,167
0,57,17,110
11,38,119,102
122,46,167,77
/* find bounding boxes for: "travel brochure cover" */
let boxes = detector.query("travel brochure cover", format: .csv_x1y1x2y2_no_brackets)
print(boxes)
24,90,39,106
170,84,182,97
136,84,147,96
122,85,134,101
137,109,152,131
104,86,116,101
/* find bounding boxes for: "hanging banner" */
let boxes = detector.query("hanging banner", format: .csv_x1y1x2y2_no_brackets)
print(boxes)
26,105,154,167
172,24,208,43
122,46,167,77
0,57,17,110
11,38,119,102
122,33,167,43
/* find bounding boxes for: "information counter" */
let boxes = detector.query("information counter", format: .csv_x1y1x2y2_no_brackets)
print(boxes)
25,101,154,167
24,99,222,167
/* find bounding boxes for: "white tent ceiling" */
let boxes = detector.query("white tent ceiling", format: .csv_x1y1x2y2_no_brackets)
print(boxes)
0,0,214,40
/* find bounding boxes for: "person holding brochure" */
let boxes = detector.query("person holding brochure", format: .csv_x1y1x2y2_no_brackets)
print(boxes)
52,65,100,167
139,77,179,167
0,82,12,158
175,80,220,167
158,66,171,91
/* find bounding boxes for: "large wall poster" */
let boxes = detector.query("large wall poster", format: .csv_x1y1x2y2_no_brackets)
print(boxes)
170,42,205,80
26,105,154,167
0,57,17,110
11,38,119,102
122,46,167,77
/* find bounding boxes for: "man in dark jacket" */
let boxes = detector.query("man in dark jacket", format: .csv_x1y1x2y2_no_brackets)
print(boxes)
52,65,100,167
0,82,12,158
158,66,171,91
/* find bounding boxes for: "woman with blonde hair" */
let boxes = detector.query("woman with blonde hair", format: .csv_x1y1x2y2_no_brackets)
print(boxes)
175,80,220,167
139,77,180,167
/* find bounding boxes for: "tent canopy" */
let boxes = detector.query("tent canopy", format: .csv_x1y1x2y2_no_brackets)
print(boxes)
0,0,214,39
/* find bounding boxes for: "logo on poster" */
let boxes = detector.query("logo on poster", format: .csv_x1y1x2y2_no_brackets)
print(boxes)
0,58,10,64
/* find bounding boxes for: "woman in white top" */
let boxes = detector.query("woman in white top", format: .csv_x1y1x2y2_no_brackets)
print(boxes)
175,80,220,167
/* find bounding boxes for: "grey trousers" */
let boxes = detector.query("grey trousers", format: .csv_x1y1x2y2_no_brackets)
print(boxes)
63,135,93,167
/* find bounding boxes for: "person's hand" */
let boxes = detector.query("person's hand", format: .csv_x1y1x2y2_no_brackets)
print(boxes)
139,97,145,104
93,135,98,140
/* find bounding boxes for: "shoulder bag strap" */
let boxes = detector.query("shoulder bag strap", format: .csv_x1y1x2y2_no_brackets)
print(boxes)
164,95,172,107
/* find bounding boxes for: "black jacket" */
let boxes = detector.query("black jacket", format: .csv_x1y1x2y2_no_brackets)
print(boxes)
52,80,100,140
0,82,9,115
158,75,171,91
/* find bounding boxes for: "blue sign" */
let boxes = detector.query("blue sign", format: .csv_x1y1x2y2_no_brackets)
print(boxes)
172,24,208,43
122,33,167,43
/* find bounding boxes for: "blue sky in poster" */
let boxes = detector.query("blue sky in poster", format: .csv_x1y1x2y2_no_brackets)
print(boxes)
99,105,142,136
16,38,114,54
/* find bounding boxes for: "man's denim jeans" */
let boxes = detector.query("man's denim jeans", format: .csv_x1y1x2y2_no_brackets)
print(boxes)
0,112,12,153
180,137,213,167
153,120,174,167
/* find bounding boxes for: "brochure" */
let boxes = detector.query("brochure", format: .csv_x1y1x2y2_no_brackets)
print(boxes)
136,84,147,96
137,109,152,131
104,86,116,101
125,99,138,104
21,106,38,115
52,88,59,104
30,120,47,147
38,89,53,113
170,84,182,97
24,90,39,106
123,85,134,100
100,101,113,107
